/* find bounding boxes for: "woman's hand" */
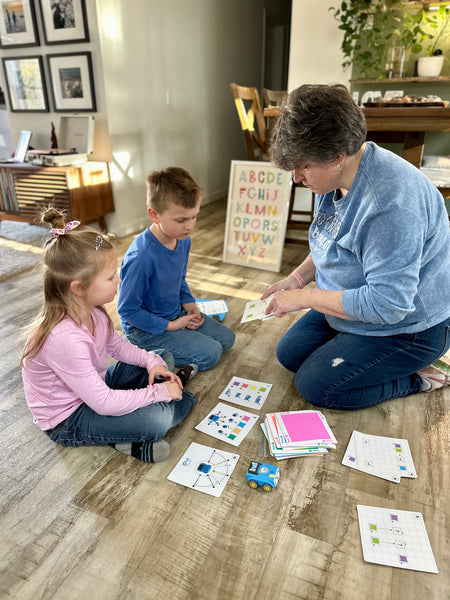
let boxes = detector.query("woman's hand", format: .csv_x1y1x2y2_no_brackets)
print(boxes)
262,256,316,301
261,276,298,300
267,288,347,320
266,289,304,318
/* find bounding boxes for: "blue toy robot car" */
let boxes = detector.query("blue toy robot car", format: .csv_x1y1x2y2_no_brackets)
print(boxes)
246,461,280,492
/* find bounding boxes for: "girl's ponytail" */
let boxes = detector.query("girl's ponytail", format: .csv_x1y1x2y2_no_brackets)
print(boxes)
21,208,114,365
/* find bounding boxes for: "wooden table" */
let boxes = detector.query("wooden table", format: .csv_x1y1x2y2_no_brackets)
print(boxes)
362,106,450,167
264,106,450,169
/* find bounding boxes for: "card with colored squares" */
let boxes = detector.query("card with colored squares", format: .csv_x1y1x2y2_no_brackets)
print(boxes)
240,294,275,323
195,401,259,447
357,505,438,573
218,376,273,410
342,431,417,483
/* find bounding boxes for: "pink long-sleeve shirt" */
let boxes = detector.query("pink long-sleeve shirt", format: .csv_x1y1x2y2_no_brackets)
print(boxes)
22,308,172,430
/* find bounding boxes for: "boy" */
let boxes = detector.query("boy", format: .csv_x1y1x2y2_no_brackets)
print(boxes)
117,167,235,371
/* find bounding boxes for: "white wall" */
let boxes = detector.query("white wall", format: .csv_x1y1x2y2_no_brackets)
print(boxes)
283,1,347,222
95,0,267,236
0,109,14,156
288,1,347,90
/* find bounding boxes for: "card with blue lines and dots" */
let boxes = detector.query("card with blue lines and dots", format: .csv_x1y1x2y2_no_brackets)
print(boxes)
357,505,438,573
218,376,272,410
195,401,259,446
167,442,239,497
342,431,417,483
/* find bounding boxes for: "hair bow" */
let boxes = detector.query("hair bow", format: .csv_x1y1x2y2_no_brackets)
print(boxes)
51,220,81,237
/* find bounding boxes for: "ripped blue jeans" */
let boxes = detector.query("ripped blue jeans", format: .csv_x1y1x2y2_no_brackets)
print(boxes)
276,309,450,410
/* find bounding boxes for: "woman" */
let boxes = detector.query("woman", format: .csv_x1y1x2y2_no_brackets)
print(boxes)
262,84,450,410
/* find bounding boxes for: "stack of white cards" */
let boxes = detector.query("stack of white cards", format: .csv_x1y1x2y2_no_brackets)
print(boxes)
342,431,417,483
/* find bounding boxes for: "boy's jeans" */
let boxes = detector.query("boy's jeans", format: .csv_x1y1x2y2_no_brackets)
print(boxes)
125,312,235,371
276,309,450,410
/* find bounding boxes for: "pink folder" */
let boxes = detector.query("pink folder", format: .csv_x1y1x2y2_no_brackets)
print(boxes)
275,410,337,448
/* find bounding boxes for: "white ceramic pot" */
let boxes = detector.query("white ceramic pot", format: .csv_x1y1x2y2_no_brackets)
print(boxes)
417,56,444,78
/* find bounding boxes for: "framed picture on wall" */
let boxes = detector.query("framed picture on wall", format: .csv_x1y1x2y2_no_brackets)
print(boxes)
47,52,96,112
0,0,40,48
1,55,49,112
38,0,89,44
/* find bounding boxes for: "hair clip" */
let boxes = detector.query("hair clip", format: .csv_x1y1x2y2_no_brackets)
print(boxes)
95,234,103,251
51,220,81,237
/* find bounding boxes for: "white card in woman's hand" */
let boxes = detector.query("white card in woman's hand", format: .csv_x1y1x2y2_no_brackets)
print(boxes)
240,294,275,323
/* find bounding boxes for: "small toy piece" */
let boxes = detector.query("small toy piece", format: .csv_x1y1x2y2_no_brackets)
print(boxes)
246,461,280,492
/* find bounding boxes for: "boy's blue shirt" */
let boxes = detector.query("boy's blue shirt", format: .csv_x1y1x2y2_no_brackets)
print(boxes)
117,228,195,335
311,142,450,336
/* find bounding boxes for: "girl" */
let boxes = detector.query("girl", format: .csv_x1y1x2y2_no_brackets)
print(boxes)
21,208,196,463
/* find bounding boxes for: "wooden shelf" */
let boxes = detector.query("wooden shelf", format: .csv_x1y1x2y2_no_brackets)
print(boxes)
351,76,450,84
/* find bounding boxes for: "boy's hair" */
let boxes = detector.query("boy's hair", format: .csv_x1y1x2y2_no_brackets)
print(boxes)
146,167,201,212
21,207,114,365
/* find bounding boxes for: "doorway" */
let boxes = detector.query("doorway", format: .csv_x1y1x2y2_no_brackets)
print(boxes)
262,1,291,91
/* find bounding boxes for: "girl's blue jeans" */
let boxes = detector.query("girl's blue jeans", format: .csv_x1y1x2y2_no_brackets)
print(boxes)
45,349,196,446
276,309,450,410
125,311,235,371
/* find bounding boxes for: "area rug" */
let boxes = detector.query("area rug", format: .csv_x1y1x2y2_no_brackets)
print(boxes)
0,221,49,281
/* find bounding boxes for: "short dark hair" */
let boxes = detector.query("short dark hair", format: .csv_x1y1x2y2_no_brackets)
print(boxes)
270,84,367,170
146,167,201,212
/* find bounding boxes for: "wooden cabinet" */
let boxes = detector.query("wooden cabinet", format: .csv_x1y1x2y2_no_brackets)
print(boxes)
0,162,114,231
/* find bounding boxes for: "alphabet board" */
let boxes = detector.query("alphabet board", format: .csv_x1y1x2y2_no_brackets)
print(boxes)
222,160,292,272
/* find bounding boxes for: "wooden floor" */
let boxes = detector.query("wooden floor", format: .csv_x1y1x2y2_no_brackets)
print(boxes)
0,198,448,600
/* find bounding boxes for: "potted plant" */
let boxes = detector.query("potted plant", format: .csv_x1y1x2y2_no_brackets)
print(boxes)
330,0,401,79
417,5,449,77
389,8,436,78
330,0,445,79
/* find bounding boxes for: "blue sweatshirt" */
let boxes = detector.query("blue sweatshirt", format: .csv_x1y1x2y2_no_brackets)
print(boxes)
118,228,195,335
310,142,450,336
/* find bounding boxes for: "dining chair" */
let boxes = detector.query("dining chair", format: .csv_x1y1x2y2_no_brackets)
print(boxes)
230,82,269,161
262,88,287,107
262,88,287,134
230,82,313,244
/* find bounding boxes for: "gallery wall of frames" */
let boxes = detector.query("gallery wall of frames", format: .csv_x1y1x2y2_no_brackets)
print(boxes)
0,0,96,113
